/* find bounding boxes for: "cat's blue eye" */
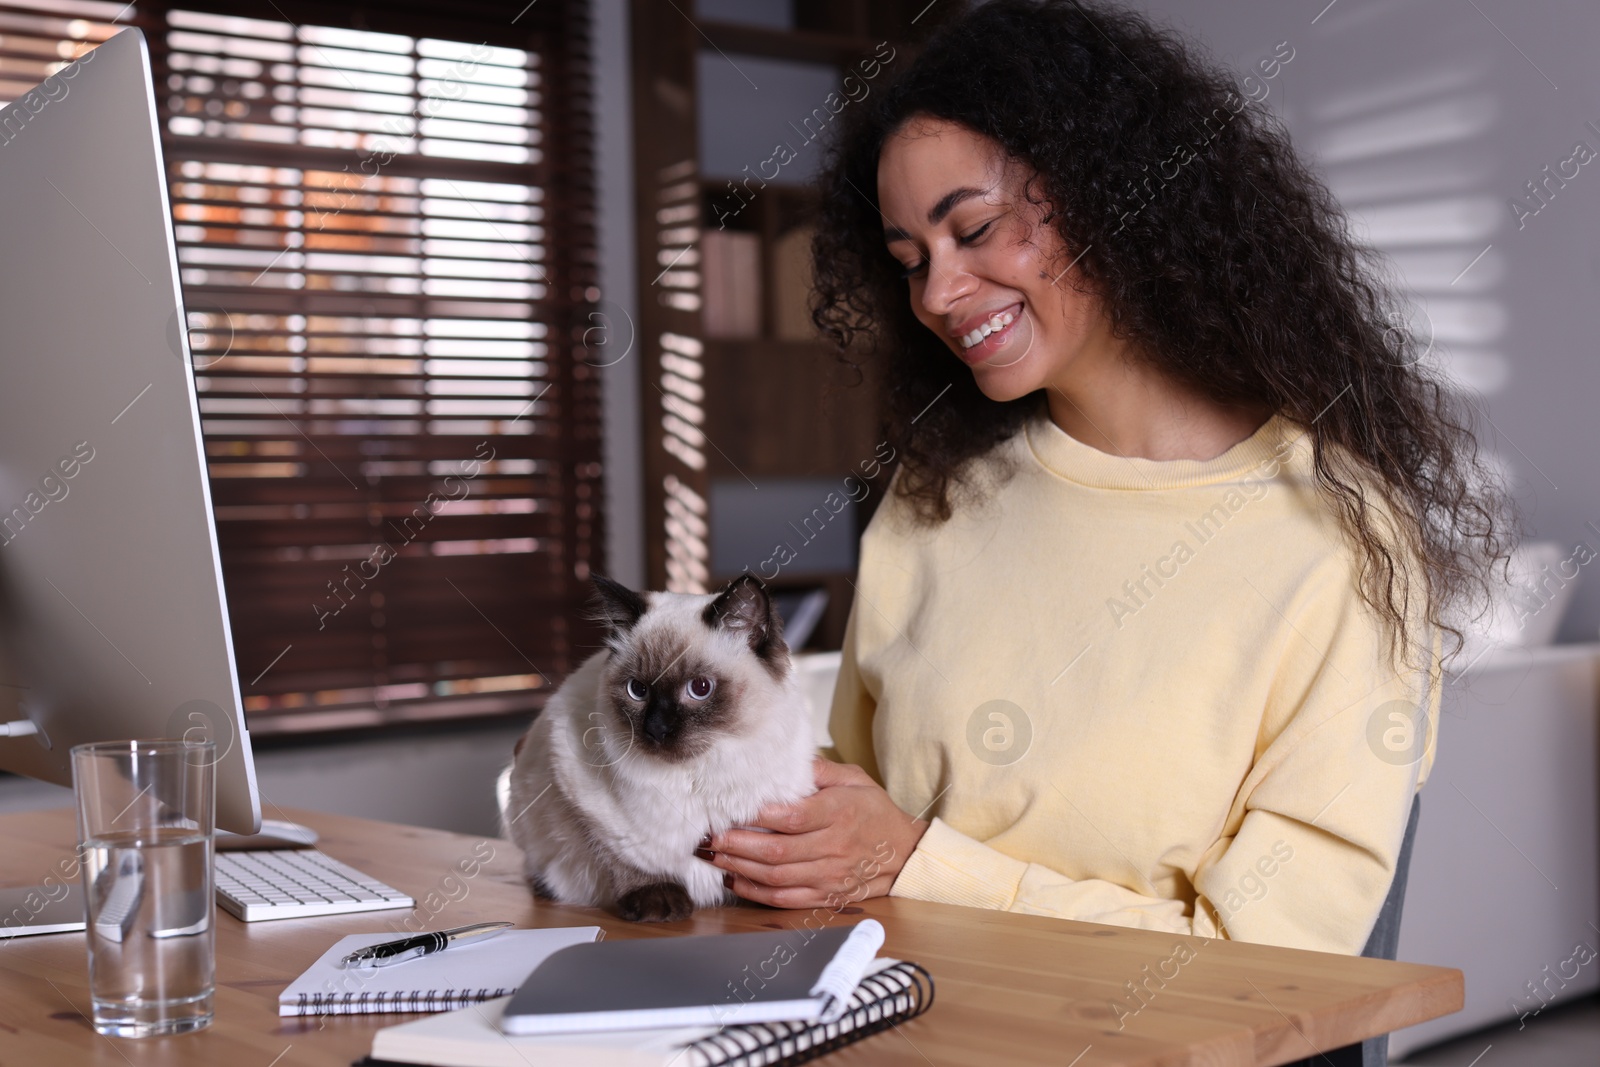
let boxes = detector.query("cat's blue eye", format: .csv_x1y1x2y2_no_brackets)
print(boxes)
686,677,714,700
625,678,648,701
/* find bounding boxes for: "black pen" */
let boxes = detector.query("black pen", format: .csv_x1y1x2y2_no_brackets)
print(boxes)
341,921,514,968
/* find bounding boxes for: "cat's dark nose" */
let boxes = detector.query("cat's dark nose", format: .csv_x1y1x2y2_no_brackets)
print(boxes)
643,708,673,744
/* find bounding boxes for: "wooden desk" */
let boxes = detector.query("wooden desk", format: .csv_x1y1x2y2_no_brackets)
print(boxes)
0,808,1462,1066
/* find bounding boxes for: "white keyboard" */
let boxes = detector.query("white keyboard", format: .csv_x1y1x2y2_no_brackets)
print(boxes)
214,849,414,922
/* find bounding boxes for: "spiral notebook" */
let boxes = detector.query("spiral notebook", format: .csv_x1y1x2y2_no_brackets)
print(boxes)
279,927,604,1016
356,957,934,1067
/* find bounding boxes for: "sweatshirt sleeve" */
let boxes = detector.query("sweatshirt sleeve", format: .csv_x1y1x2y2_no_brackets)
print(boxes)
891,556,1442,955
891,816,1207,934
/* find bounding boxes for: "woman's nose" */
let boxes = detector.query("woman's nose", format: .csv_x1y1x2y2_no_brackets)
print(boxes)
918,254,977,317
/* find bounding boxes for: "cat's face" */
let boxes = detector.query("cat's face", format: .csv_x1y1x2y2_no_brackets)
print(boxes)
588,574,790,764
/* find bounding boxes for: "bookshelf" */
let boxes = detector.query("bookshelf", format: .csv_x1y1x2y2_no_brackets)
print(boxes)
628,0,948,650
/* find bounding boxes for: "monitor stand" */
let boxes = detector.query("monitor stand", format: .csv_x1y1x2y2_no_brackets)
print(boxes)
214,817,320,851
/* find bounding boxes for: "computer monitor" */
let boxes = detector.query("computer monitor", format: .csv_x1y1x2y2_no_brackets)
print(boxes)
0,28,260,836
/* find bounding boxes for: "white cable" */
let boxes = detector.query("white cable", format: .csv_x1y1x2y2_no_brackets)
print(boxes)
0,719,38,738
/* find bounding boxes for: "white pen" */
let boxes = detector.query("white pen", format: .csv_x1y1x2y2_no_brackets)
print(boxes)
341,921,514,968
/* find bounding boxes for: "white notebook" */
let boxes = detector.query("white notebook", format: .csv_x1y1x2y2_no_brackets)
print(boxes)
279,927,603,1016
361,957,928,1067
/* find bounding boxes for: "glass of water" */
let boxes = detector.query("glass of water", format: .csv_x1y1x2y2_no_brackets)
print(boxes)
70,739,216,1037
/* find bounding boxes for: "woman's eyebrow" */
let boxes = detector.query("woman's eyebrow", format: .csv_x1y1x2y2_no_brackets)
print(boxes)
882,185,993,243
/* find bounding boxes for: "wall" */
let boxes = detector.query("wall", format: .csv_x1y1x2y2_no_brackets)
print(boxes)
1122,0,1600,641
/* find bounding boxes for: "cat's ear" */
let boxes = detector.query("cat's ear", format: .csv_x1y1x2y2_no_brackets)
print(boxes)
702,573,784,666
588,575,647,636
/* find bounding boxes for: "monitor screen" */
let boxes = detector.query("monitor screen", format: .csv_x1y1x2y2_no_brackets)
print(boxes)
0,28,260,834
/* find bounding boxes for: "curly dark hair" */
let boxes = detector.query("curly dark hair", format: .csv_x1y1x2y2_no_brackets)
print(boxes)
809,0,1512,671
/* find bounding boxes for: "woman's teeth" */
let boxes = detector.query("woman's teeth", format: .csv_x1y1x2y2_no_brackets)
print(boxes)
960,310,1016,350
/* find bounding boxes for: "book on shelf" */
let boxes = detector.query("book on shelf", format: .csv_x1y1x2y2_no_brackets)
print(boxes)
701,229,763,338
772,225,818,341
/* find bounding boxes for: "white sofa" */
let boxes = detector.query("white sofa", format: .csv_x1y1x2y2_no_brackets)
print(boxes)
1390,643,1600,1057
794,650,844,750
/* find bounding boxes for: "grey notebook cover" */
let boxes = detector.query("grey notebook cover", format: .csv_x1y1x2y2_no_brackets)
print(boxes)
503,924,857,1031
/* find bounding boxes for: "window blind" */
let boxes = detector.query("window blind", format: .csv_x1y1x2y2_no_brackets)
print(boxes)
0,0,604,735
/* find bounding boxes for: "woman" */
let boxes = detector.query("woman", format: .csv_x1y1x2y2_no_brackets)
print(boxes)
699,0,1509,955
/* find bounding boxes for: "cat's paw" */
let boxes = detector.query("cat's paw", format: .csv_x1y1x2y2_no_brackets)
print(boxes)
617,881,694,922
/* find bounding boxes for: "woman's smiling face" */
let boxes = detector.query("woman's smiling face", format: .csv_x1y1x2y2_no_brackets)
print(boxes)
877,114,1118,403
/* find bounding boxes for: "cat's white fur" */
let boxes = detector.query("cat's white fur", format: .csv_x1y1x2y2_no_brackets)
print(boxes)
500,584,815,913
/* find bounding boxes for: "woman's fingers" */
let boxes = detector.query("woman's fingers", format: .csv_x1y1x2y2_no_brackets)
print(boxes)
696,761,916,908
711,761,873,844
713,825,826,865
724,790,838,842
707,833,892,895
720,863,892,910
711,850,824,889
726,871,825,910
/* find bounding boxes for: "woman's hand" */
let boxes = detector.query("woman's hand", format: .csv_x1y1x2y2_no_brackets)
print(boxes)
699,757,930,909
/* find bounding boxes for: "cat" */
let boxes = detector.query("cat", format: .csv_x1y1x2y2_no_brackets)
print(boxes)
501,573,817,922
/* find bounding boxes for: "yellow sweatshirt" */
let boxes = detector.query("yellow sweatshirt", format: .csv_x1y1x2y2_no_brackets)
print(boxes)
828,410,1440,955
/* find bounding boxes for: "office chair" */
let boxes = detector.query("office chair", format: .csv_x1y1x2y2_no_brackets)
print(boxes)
1283,794,1422,1067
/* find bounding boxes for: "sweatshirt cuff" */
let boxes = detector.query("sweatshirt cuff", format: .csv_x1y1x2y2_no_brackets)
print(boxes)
889,817,1028,910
